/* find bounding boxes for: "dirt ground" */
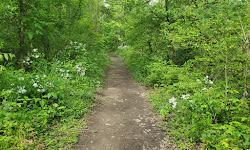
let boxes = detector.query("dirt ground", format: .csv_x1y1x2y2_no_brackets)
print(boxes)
74,53,177,150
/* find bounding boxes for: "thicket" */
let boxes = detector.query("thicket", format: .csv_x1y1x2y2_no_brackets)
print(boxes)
0,0,109,149
104,0,250,149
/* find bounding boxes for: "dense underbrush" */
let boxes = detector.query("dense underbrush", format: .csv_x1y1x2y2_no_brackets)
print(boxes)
116,47,249,150
0,42,110,149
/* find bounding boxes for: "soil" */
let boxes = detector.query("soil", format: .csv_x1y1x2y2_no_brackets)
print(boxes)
74,53,177,150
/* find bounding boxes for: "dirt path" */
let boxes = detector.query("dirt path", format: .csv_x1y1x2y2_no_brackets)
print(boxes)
75,53,177,150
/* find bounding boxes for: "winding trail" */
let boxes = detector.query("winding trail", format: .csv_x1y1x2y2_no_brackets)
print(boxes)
75,53,177,150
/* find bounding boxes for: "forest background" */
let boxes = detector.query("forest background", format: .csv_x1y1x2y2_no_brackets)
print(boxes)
0,0,249,149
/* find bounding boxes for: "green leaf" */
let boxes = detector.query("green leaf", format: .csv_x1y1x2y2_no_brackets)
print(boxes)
9,53,15,59
241,117,248,122
35,23,43,30
6,113,11,118
34,98,40,103
22,17,30,22
4,53,9,60
0,65,5,71
17,103,22,107
48,92,57,99
39,100,46,108
35,30,43,35
27,32,34,40
53,103,59,108
0,54,3,61
221,140,229,147
57,106,65,110
243,134,250,145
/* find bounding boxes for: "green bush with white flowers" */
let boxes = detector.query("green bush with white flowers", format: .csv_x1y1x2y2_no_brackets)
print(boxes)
0,42,109,149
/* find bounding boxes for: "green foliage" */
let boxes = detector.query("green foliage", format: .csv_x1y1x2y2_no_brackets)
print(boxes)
116,46,149,82
0,0,101,62
0,51,15,71
0,42,109,149
0,0,109,149
109,0,250,149
148,67,249,149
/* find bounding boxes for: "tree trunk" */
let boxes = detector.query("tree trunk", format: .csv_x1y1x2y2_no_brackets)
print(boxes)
19,0,25,69
165,0,170,22
94,0,99,32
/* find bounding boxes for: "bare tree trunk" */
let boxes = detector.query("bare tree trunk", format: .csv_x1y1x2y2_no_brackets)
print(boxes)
165,0,170,22
19,0,25,69
165,0,174,59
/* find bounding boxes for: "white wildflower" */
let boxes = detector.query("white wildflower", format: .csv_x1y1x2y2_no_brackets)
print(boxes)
36,75,39,78
79,62,82,66
202,88,208,92
33,48,38,52
33,83,38,87
189,100,194,103
66,73,69,77
80,72,85,77
35,55,39,58
37,88,45,93
169,97,176,103
43,74,46,78
181,94,190,100
26,57,30,61
172,102,177,108
209,80,213,84
197,79,201,83
17,86,27,94
50,83,54,87
19,77,24,80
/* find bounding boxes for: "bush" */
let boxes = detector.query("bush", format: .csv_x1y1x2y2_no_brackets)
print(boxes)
0,42,110,149
116,46,250,149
